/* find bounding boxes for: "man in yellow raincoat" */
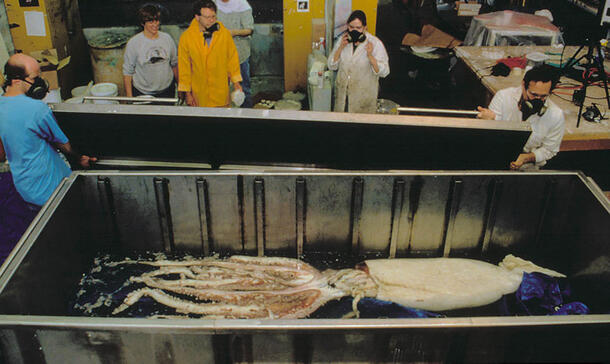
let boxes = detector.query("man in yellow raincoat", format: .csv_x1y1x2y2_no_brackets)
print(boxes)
178,0,242,107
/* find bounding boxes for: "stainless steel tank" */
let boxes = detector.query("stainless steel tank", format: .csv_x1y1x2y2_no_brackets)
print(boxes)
0,170,609,363
49,103,531,170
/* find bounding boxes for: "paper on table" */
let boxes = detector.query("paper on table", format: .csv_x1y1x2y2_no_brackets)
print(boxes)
402,25,462,49
24,11,46,37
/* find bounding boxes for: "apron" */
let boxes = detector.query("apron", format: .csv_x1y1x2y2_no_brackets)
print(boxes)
334,39,380,114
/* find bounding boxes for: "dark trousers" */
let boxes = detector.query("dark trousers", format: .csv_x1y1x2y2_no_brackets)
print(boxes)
133,83,176,100
239,59,253,108
0,172,41,265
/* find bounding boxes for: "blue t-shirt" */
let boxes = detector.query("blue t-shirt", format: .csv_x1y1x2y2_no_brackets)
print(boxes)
0,94,71,206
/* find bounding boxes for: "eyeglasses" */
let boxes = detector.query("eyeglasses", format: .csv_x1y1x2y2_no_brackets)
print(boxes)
198,14,216,20
526,89,550,100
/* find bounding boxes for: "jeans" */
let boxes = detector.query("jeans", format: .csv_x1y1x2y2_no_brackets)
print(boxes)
0,172,41,265
240,59,253,108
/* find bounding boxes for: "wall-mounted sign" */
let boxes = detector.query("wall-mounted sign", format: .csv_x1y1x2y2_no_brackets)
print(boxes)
24,11,46,36
297,0,309,12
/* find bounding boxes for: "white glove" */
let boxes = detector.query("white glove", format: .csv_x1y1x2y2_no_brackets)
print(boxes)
231,90,245,106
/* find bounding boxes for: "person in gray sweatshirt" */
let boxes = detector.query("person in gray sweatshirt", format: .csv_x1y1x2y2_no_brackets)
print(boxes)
123,4,178,98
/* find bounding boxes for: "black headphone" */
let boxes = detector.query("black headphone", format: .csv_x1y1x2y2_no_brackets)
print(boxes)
203,22,219,38
3,63,49,99
3,71,49,100
523,100,548,116
347,30,366,43
22,77,50,100
583,104,602,122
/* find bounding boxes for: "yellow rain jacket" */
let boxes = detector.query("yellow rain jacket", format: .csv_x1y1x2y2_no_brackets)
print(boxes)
178,19,242,107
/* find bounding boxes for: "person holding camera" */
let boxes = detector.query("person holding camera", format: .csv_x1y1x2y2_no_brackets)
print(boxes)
476,64,565,170
328,10,389,113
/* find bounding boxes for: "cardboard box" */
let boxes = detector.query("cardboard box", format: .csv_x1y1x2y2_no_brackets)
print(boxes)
30,49,69,90
457,2,482,16
40,69,59,90
30,49,59,68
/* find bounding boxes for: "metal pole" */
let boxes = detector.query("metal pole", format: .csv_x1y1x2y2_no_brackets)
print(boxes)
94,159,212,169
397,107,479,117
83,96,178,104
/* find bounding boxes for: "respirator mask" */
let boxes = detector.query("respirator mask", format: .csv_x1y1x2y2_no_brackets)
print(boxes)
24,76,50,100
347,29,366,43
3,67,49,99
520,98,547,121
203,23,219,38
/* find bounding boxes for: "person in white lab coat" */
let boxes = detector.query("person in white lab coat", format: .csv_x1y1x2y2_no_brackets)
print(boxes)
477,64,565,170
328,10,390,113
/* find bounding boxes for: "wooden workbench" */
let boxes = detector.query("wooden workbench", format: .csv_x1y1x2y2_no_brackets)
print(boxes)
455,45,610,151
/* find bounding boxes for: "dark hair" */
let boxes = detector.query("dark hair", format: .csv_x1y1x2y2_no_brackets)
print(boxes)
138,4,161,25
523,64,560,90
347,10,367,26
3,62,26,90
193,0,217,17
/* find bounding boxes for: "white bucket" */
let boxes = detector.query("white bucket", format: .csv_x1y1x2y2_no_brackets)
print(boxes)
65,97,85,104
90,82,118,104
42,88,62,104
71,85,90,98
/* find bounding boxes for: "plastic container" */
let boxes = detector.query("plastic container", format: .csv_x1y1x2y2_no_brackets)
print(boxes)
64,96,93,104
83,28,133,97
64,97,85,104
71,85,90,98
526,51,550,67
42,88,61,104
274,99,302,110
376,98,399,115
90,82,118,104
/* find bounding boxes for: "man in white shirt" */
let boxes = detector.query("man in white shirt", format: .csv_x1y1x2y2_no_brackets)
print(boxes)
477,65,565,170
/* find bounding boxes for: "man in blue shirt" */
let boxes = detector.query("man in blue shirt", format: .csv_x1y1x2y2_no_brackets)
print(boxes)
0,53,96,264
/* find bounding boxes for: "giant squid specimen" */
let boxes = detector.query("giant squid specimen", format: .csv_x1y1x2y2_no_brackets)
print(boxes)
333,254,564,312
111,255,346,319
110,254,564,318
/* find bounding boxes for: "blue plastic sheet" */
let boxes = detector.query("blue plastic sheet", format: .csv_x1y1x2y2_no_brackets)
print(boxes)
310,297,442,319
501,272,589,316
356,297,443,318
